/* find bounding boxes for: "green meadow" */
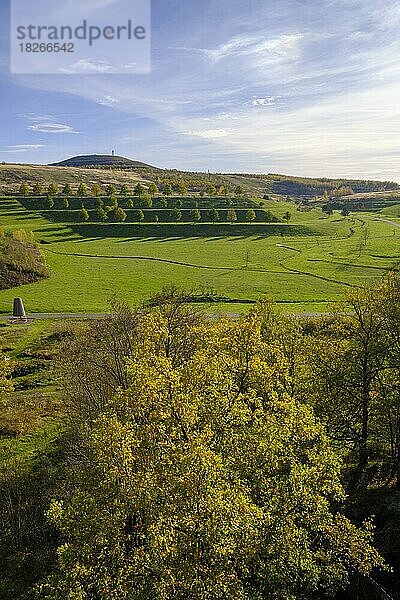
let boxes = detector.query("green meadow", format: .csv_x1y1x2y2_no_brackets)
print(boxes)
0,196,399,314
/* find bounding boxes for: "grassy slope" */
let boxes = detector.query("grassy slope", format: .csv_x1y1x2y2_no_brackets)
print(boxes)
2,162,397,198
0,163,148,193
340,191,400,202
381,204,400,218
0,163,277,197
0,320,65,439
0,196,398,314
0,319,75,599
0,320,67,497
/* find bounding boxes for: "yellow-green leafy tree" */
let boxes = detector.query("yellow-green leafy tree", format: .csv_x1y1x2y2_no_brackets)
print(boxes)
371,273,400,486
303,283,395,475
37,307,383,599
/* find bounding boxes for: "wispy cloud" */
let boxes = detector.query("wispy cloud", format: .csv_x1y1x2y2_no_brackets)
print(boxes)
23,114,78,134
61,59,116,73
203,112,241,121
249,96,280,107
21,113,55,122
183,128,233,139
61,59,138,74
28,123,76,133
200,33,304,63
96,95,120,107
0,144,45,153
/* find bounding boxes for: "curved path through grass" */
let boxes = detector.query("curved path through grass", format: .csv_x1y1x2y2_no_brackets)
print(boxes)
45,248,284,274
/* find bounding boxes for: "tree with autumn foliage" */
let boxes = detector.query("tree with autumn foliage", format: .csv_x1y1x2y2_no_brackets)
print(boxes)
37,301,383,600
148,183,158,198
294,274,400,484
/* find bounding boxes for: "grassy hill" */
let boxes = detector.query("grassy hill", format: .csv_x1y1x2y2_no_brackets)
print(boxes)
50,154,158,169
0,163,149,194
1,159,398,199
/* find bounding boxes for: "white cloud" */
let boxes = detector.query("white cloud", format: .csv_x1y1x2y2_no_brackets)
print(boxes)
21,114,78,134
61,59,116,73
203,112,241,121
201,33,304,63
12,144,45,149
96,95,120,107
21,113,55,122
250,96,279,107
0,144,45,153
183,128,233,139
28,123,76,133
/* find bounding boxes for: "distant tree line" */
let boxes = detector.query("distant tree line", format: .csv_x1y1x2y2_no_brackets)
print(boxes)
234,173,399,197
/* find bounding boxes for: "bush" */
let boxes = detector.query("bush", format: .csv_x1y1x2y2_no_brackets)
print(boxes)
0,232,48,290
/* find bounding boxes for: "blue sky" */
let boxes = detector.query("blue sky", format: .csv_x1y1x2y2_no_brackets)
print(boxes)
1,0,400,180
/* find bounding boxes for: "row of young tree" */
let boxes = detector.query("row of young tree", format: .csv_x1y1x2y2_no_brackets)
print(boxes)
1,275,399,598
32,195,257,211
55,165,242,196
18,181,245,198
20,181,157,198
78,207,279,224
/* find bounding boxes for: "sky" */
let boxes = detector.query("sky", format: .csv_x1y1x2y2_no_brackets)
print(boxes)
1,0,400,180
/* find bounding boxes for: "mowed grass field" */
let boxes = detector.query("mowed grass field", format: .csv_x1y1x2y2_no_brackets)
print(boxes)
0,196,399,314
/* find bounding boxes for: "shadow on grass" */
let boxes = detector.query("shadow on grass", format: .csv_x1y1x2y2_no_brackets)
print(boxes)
33,226,67,233
157,236,199,243
0,211,36,218
14,214,44,221
34,226,80,244
54,235,82,243
78,237,108,243
67,223,307,239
